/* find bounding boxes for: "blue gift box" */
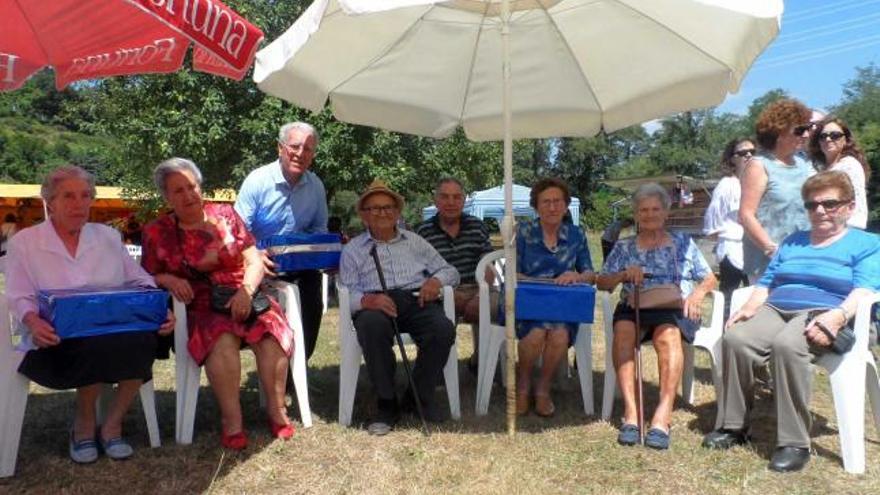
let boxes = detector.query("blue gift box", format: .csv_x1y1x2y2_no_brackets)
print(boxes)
258,233,342,273
38,286,168,340
514,281,595,323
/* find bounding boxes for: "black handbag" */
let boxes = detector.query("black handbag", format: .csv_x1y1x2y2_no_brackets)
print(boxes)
209,284,271,318
808,310,856,355
174,215,270,321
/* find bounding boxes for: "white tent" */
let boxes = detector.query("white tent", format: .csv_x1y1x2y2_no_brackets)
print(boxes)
422,184,580,225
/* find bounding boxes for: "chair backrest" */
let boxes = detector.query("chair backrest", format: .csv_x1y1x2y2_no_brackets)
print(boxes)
729,286,754,315
475,249,505,291
126,244,142,263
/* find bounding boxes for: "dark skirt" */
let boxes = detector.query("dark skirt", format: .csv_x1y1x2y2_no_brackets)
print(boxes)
612,302,700,344
18,332,158,390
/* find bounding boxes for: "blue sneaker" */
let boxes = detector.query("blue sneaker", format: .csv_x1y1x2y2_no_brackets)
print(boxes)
69,432,99,464
645,427,670,450
98,435,134,460
617,423,640,446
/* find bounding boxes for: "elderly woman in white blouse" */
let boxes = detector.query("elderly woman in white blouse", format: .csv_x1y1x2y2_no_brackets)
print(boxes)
5,166,173,465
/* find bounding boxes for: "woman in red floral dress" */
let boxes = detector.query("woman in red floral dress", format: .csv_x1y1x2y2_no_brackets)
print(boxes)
142,158,294,449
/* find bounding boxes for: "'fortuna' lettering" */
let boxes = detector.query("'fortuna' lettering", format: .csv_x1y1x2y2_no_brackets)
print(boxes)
144,0,248,58
70,38,177,74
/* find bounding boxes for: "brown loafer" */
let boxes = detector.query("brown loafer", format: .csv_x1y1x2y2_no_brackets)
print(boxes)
516,391,530,416
535,394,555,417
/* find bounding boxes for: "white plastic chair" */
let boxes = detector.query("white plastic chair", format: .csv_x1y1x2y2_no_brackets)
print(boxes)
0,295,160,478
728,286,880,474
322,272,330,314
336,284,460,426
173,279,312,445
601,290,726,425
474,250,596,416
125,244,142,262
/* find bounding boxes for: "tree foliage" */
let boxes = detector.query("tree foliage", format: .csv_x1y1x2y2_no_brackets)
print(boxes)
2,1,880,233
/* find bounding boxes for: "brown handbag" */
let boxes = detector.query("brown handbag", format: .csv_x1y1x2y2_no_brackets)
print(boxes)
626,283,683,309
624,238,683,309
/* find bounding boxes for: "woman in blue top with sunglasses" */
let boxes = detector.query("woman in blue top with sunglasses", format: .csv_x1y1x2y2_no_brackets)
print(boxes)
704,171,880,473
740,99,815,282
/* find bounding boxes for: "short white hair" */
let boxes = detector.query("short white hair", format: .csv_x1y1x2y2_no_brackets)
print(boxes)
41,165,96,202
632,182,671,211
278,122,319,147
153,157,203,198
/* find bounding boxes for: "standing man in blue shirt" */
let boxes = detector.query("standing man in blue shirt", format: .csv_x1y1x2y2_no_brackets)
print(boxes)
235,121,328,360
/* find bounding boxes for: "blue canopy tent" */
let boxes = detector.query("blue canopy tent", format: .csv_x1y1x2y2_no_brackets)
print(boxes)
422,184,580,224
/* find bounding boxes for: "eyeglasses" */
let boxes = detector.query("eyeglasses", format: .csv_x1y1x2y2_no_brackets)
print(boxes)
818,131,846,142
804,199,848,212
792,124,812,135
733,148,756,158
278,140,315,154
361,204,397,215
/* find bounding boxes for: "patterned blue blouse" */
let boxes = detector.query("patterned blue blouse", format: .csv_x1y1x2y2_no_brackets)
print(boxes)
516,218,593,278
601,231,711,301
514,218,593,341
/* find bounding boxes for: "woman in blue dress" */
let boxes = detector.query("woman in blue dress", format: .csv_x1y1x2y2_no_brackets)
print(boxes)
598,183,716,450
516,178,596,418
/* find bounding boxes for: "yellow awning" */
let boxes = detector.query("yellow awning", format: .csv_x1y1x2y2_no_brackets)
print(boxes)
0,184,236,202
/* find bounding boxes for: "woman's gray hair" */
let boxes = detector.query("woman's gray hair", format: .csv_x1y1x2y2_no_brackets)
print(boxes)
41,165,97,202
153,157,203,198
278,121,319,147
632,182,671,211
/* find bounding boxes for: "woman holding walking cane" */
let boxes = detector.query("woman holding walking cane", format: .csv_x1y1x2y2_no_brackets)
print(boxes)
598,183,716,450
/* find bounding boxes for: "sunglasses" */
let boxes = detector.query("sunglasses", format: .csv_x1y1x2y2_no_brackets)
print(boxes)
804,199,848,212
818,131,846,141
733,148,756,158
792,124,812,135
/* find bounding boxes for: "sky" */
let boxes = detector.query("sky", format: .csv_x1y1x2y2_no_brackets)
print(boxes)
716,0,880,116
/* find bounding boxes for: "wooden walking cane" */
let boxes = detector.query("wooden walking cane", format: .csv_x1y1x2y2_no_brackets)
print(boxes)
633,280,645,445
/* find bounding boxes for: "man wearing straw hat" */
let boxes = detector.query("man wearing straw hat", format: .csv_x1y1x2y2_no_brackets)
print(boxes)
339,179,459,435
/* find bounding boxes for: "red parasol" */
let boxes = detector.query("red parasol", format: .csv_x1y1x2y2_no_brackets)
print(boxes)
0,0,264,91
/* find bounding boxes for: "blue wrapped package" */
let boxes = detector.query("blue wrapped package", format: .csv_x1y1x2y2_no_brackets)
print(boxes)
514,281,595,323
38,286,168,339
258,233,342,273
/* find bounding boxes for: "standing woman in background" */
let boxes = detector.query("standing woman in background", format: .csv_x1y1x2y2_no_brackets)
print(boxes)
703,138,753,318
739,99,815,282
808,116,870,228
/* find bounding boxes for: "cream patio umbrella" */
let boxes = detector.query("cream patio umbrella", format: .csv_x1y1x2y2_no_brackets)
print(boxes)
254,0,782,435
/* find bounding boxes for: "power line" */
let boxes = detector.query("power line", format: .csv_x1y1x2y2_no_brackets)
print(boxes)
773,14,880,47
783,0,880,23
754,34,880,69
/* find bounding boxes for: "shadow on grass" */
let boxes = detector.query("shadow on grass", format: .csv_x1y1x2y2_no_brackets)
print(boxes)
6,383,281,492
683,378,847,468
267,356,726,437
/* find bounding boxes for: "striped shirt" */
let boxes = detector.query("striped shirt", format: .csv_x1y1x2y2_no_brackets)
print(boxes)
340,228,459,313
415,214,493,284
759,229,880,311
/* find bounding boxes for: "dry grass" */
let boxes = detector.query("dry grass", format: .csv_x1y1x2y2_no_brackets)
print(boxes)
3,298,880,494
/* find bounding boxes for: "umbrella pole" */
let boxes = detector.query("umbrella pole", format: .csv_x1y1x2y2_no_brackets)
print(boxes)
500,0,516,437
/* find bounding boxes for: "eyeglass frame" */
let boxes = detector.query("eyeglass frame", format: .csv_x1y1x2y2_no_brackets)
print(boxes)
733,148,756,158
360,204,398,215
803,198,850,212
277,139,316,155
818,131,846,142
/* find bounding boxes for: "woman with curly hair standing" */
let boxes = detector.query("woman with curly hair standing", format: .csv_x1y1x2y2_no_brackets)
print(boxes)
740,98,815,282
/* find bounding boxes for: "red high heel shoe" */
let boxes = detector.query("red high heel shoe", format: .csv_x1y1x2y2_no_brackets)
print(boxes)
268,419,295,440
220,430,248,450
